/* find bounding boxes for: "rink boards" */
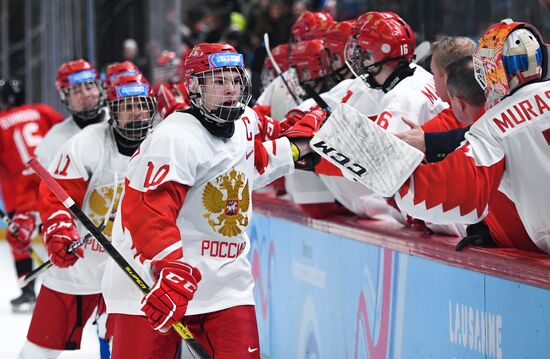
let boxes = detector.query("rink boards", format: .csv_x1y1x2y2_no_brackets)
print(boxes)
247,196,550,359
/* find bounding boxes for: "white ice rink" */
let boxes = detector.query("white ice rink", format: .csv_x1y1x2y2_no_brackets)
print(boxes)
0,241,99,358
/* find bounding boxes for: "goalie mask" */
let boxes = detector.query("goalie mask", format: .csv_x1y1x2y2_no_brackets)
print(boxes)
107,74,156,142
103,61,141,91
261,44,289,90
56,60,105,120
344,12,415,77
185,43,251,124
474,19,545,109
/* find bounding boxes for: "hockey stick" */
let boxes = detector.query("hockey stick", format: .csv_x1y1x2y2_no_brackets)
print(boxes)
17,232,94,288
301,83,332,116
18,173,120,288
264,33,301,105
27,157,211,359
0,208,45,266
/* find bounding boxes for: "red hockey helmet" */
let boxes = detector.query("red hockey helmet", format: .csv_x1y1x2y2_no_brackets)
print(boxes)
322,21,355,74
107,73,157,141
185,43,251,124
474,19,545,108
289,39,326,83
56,59,105,120
104,61,141,90
291,11,335,42
345,12,415,76
154,51,182,85
262,44,290,89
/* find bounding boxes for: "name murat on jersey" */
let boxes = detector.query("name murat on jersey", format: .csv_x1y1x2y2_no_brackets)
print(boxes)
492,89,550,134
0,109,40,129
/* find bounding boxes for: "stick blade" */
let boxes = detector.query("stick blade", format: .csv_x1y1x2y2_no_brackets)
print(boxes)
310,103,424,197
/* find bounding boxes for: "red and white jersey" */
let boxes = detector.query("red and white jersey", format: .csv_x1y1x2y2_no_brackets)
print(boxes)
39,122,128,294
257,69,302,121
0,104,62,212
395,80,550,252
372,65,448,132
102,107,294,316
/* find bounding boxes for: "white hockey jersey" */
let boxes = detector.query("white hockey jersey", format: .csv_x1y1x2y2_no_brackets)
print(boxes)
395,80,550,252
41,122,128,294
256,69,303,121
102,106,295,315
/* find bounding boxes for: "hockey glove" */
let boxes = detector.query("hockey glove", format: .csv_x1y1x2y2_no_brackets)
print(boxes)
279,108,306,133
6,212,38,253
141,260,202,333
281,109,326,171
455,221,497,251
43,210,83,268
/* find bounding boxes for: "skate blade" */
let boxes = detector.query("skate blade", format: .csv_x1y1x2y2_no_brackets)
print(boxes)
11,303,35,314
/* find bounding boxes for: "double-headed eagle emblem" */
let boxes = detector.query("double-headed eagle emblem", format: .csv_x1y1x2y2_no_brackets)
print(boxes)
202,167,250,237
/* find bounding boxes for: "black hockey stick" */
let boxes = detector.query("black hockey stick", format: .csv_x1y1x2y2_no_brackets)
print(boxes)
27,157,211,359
0,208,45,266
301,83,332,117
18,231,96,288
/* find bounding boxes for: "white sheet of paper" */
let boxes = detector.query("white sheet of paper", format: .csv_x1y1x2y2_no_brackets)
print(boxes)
310,103,424,197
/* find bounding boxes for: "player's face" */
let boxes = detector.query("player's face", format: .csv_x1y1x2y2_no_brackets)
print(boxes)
431,54,449,103
202,70,242,111
117,97,150,126
67,81,101,111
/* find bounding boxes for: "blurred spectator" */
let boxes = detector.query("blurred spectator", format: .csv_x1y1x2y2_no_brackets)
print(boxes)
122,38,150,79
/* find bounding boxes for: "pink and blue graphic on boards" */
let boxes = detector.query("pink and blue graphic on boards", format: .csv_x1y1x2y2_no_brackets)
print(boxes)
247,214,550,358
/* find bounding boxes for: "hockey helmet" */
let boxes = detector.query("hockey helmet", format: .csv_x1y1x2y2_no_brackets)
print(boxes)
474,19,545,108
107,73,156,141
0,78,24,110
289,39,327,84
185,43,251,124
104,61,141,90
262,44,290,90
291,11,335,43
56,59,105,120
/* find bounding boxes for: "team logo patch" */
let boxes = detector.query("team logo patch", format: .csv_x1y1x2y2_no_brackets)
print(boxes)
202,167,250,237
88,181,124,237
208,53,244,69
68,69,96,85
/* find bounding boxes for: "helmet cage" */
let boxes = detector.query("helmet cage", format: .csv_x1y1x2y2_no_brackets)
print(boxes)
188,66,252,124
61,79,105,120
108,95,157,141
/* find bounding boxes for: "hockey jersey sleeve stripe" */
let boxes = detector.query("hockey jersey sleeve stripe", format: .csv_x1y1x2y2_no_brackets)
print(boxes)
121,179,188,265
396,144,505,224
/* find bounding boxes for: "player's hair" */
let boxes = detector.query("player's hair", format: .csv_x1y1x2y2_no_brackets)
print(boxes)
431,36,476,73
446,56,486,107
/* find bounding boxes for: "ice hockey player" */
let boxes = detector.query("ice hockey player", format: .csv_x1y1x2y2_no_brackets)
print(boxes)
0,78,63,312
101,42,319,358
18,73,157,358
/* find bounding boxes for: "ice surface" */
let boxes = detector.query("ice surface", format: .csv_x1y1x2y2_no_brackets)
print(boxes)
0,241,99,358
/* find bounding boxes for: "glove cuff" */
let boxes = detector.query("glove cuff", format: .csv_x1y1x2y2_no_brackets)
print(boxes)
290,142,300,161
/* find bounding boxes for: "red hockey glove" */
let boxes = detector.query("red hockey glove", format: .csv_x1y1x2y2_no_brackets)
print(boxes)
43,210,83,268
281,109,326,170
279,109,306,133
141,260,202,333
251,104,271,117
6,212,38,253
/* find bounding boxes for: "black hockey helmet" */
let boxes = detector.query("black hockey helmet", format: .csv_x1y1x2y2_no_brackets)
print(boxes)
0,78,24,110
